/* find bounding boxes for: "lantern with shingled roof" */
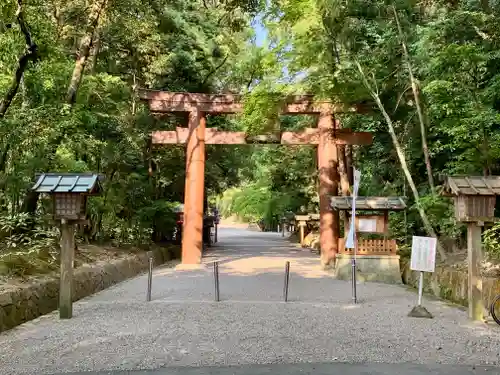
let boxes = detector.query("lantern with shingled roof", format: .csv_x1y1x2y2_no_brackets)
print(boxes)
442,176,500,223
31,173,102,222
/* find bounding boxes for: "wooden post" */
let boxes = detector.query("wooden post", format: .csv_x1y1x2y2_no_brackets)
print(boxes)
338,144,350,196
299,222,306,247
59,219,74,319
346,145,354,186
467,222,483,321
181,110,206,264
318,112,340,268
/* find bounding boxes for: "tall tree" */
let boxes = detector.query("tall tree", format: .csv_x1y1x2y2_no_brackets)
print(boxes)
0,0,37,118
393,6,435,190
65,0,108,104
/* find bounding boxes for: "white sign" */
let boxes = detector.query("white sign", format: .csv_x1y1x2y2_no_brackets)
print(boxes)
345,168,361,249
345,222,355,248
353,169,361,196
410,236,437,272
358,218,377,233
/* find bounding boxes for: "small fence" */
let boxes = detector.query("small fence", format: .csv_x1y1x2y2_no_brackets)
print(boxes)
338,238,397,255
147,260,292,303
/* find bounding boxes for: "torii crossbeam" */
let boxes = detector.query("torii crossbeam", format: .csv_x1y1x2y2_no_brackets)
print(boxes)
139,90,372,268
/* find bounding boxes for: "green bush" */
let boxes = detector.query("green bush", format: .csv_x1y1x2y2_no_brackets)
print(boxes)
483,223,500,259
0,213,60,276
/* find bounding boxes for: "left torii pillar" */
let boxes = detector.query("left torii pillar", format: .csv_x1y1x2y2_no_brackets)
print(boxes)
183,110,206,264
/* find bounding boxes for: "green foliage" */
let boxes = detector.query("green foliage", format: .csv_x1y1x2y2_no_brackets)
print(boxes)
218,183,294,230
241,87,286,135
0,213,59,276
483,224,500,259
217,143,317,230
0,0,258,273
414,194,462,240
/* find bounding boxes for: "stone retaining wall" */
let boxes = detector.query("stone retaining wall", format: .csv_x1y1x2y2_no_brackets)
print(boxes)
336,254,402,284
0,247,176,333
401,260,500,308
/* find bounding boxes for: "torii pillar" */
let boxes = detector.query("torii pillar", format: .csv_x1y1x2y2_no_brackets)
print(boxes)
139,90,372,268
317,108,340,268
183,109,206,264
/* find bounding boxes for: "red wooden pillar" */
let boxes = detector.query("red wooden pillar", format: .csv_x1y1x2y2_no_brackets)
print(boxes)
318,111,340,268
182,110,206,264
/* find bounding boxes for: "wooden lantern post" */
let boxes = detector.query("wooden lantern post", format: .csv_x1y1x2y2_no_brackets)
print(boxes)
443,176,500,321
295,215,309,246
31,173,102,319
293,214,321,248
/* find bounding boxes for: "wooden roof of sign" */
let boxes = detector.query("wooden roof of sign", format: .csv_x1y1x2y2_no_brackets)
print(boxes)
443,176,500,196
330,196,406,211
32,173,102,195
294,213,320,221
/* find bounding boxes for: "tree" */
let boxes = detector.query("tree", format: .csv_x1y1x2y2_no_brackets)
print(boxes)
0,0,38,118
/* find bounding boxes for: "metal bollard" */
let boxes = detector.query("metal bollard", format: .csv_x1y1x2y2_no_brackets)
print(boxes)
283,261,290,302
146,251,153,302
213,261,220,302
351,258,357,304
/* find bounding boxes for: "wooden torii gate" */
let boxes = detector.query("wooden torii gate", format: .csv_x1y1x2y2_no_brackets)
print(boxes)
139,90,372,267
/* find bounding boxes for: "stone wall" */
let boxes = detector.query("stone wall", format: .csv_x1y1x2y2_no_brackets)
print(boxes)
0,247,176,333
401,260,500,308
335,254,402,284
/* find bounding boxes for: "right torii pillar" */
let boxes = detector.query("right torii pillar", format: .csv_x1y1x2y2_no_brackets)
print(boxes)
317,108,340,268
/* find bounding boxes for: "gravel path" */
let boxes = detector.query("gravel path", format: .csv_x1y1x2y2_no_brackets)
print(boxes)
0,229,499,375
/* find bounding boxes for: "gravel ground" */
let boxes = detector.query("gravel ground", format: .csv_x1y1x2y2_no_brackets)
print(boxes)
48,363,500,375
0,229,499,375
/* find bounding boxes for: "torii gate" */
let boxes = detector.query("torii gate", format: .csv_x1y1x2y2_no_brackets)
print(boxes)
139,90,372,267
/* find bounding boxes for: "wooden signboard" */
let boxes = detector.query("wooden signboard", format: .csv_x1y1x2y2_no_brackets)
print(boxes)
347,215,387,234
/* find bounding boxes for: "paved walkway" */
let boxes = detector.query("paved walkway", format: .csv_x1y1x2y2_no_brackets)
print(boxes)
1,228,500,375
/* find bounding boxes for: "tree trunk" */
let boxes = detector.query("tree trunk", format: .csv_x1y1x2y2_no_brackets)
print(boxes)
337,145,350,236
355,60,447,261
51,0,63,40
0,0,38,118
337,145,350,196
480,0,491,13
18,190,39,229
65,0,108,104
345,145,353,186
89,30,101,74
393,7,434,191
0,144,10,173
